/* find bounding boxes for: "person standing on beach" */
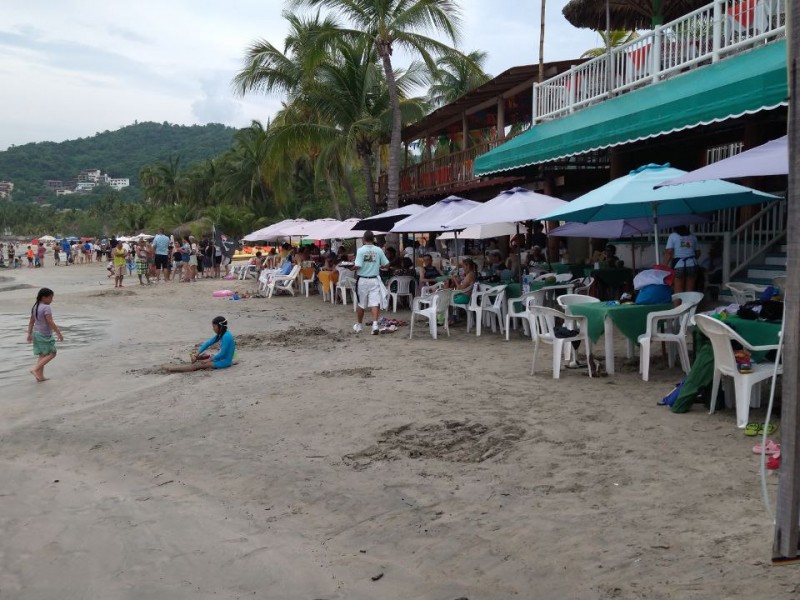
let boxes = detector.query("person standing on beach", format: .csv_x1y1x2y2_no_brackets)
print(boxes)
27,287,64,382
352,231,389,335
135,239,151,285
113,242,128,288
153,229,171,282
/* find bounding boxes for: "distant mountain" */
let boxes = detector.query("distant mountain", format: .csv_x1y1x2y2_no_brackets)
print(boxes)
0,121,237,202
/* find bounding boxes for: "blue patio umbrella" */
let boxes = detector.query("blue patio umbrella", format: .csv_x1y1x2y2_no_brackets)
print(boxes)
538,163,781,262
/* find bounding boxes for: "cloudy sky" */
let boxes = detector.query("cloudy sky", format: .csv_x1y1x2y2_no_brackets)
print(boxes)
0,0,600,151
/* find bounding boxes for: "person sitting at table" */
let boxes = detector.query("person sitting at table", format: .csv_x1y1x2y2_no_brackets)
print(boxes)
320,257,336,272
335,246,350,264
449,258,477,304
529,245,547,265
418,254,442,287
384,247,403,271
487,251,505,275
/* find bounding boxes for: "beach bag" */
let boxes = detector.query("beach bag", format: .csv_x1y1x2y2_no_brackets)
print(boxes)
635,284,672,305
658,378,685,407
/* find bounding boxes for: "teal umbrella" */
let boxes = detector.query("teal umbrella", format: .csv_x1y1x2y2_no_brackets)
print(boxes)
538,164,781,262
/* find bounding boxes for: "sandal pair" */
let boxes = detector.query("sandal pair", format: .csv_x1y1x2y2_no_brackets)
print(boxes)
744,422,777,437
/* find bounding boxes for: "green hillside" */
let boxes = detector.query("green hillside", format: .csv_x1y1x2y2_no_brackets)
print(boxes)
0,121,237,202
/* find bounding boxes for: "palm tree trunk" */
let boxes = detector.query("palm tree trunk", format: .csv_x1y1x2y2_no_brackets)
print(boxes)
360,153,378,215
378,46,401,245
325,170,343,219
538,0,546,83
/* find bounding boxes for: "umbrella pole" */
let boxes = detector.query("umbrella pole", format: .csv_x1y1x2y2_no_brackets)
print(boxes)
652,206,661,265
516,223,522,281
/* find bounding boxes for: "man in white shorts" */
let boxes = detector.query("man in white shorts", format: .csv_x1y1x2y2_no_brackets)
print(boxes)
352,230,389,335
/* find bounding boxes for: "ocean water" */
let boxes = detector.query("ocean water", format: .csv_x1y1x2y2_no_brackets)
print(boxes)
0,313,108,383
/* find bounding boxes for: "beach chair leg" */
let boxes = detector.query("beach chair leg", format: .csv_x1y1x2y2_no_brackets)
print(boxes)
709,371,722,415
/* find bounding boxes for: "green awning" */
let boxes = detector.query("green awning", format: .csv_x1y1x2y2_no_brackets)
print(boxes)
475,40,788,176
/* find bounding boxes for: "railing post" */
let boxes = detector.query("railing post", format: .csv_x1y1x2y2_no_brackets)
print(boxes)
722,231,731,284
568,66,577,114
712,0,722,62
652,26,662,83
531,83,539,124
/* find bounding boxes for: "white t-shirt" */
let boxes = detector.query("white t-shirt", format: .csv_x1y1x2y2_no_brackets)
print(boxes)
666,232,698,262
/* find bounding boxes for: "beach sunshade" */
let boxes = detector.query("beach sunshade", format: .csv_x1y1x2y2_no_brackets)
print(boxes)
390,196,480,234
242,219,308,242
549,214,712,238
38,235,56,242
439,222,520,240
445,187,568,229
352,204,426,232
539,163,781,262
298,219,343,240
325,218,381,239
658,136,788,186
562,0,708,30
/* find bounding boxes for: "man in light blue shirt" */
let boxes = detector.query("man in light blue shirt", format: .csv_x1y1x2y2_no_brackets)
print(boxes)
352,231,389,335
152,228,171,282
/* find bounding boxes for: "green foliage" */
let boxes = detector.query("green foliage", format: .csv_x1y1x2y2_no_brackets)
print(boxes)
0,122,236,203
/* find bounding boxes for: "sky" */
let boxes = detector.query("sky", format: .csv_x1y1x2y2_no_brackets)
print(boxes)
0,0,600,151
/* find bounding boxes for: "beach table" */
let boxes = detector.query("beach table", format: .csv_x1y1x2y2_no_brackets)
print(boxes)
567,302,673,375
671,314,782,413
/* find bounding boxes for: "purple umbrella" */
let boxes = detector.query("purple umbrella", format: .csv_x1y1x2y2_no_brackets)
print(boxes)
658,136,788,186
549,214,711,238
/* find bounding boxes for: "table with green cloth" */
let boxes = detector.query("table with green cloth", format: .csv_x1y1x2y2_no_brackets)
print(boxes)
671,315,782,413
567,302,673,375
554,263,591,278
590,268,633,300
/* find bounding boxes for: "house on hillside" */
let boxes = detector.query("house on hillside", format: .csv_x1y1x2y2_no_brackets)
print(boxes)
399,0,787,289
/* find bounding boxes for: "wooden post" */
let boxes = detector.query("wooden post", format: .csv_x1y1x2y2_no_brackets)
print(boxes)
497,98,505,140
462,112,468,150
773,0,800,561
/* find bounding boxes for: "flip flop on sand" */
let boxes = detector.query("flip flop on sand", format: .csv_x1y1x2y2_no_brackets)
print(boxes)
752,440,780,455
758,422,778,436
744,423,760,437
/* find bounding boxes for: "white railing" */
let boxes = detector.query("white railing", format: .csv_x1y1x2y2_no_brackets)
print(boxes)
722,200,786,283
532,0,786,122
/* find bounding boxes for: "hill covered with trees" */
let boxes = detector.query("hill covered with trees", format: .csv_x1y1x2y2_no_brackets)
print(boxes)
0,122,237,202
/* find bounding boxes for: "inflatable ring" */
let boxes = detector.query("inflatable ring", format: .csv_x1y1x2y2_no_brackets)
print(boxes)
212,289,235,298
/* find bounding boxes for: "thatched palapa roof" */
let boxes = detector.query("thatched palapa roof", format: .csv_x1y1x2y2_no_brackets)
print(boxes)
562,0,710,30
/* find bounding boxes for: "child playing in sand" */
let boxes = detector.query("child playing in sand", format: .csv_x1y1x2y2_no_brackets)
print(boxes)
26,287,64,382
162,316,235,373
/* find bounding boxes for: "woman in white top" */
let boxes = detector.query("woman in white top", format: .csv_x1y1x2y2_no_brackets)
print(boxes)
664,225,699,293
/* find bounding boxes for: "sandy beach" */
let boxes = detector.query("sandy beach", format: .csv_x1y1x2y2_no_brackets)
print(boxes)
0,263,797,599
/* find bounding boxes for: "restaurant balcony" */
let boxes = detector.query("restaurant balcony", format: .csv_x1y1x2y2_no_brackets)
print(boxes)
398,0,785,202
534,0,786,122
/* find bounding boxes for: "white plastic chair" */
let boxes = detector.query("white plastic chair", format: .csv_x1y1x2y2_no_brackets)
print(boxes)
387,276,414,312
467,284,506,336
335,275,356,306
417,281,445,300
573,276,594,295
695,315,782,429
637,302,695,382
533,272,555,282
303,271,318,297
266,265,301,298
528,306,593,379
726,282,758,306
554,273,573,283
557,294,601,364
409,289,453,340
505,290,545,340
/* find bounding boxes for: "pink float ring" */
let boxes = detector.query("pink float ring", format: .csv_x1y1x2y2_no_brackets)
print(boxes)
212,289,235,298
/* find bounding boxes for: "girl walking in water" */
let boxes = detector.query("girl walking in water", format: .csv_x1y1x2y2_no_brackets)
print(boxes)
27,287,64,382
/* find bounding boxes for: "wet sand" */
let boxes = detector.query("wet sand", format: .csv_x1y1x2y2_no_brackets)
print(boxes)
0,263,797,599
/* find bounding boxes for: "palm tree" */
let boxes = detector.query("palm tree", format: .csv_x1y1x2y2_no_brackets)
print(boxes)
289,0,464,218
427,49,491,108
580,30,640,57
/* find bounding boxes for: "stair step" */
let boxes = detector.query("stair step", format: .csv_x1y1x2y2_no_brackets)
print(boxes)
748,266,787,279
765,253,787,266
736,277,774,287
780,244,787,253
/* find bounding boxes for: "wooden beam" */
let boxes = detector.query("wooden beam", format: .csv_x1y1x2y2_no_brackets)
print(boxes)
773,0,800,561
497,98,505,140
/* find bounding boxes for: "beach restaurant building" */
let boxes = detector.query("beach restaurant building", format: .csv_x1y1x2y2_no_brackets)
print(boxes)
393,0,788,289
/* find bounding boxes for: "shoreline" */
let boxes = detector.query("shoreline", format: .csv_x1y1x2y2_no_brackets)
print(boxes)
0,264,795,599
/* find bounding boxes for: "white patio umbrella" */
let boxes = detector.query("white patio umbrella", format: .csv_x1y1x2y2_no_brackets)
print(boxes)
38,235,56,242
242,219,307,242
444,187,568,229
326,218,379,239
391,196,481,267
390,196,480,233
298,218,343,240
439,222,519,239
